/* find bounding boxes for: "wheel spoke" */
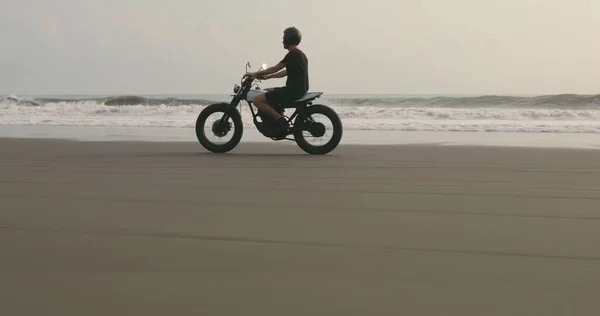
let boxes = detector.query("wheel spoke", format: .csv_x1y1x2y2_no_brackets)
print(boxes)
203,113,234,145
302,113,333,145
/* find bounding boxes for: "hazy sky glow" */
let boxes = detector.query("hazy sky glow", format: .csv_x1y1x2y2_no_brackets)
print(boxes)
2,0,599,95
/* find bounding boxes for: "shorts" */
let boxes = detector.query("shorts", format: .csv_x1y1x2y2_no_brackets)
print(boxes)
264,87,306,107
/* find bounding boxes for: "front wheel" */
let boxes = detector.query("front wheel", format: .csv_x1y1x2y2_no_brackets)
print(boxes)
293,104,343,155
195,103,243,153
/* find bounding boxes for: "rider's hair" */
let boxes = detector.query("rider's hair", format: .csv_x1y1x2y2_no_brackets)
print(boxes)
283,27,302,46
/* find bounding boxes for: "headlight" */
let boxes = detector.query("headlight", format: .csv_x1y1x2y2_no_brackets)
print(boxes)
233,84,240,93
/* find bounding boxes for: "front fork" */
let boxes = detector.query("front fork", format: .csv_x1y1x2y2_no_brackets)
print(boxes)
219,95,242,122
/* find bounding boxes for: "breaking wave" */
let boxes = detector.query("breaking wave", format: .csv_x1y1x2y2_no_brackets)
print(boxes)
327,94,600,109
2,93,600,133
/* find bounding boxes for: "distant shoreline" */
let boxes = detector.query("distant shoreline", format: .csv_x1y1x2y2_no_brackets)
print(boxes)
3,92,598,99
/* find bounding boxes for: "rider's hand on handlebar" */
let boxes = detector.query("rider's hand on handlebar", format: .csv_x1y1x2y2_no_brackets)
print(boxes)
246,72,266,80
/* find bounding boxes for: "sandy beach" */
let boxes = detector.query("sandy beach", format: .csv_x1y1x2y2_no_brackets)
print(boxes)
2,137,600,315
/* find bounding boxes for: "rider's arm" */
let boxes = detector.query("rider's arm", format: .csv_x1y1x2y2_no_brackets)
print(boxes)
253,63,285,76
265,69,287,79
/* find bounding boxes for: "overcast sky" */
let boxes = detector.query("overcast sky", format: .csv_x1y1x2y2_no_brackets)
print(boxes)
2,0,599,95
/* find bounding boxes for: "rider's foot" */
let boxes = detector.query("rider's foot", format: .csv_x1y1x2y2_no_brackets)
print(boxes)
267,117,289,136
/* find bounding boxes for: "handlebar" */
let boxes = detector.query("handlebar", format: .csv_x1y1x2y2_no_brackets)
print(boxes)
242,74,265,80
241,61,267,84
241,74,265,86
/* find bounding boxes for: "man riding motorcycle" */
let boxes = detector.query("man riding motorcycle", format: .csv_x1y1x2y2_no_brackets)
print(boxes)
246,27,309,136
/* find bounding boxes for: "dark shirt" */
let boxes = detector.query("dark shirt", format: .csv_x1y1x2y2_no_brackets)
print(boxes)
280,49,309,94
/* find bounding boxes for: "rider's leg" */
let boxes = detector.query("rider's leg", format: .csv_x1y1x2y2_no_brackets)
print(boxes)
253,88,290,134
253,93,282,119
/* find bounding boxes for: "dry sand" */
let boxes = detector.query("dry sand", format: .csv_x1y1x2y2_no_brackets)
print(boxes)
2,138,600,315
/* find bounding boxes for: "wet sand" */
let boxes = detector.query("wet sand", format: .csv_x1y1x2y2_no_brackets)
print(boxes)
2,138,600,315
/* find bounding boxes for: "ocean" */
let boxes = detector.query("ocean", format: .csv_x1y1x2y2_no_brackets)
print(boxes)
2,93,600,134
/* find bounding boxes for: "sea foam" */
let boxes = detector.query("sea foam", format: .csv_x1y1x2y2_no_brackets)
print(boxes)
2,94,600,133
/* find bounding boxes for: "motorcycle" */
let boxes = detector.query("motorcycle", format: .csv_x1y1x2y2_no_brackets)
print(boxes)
195,62,343,155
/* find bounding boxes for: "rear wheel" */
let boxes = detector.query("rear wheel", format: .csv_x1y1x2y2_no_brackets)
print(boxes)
195,103,243,153
293,104,343,155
